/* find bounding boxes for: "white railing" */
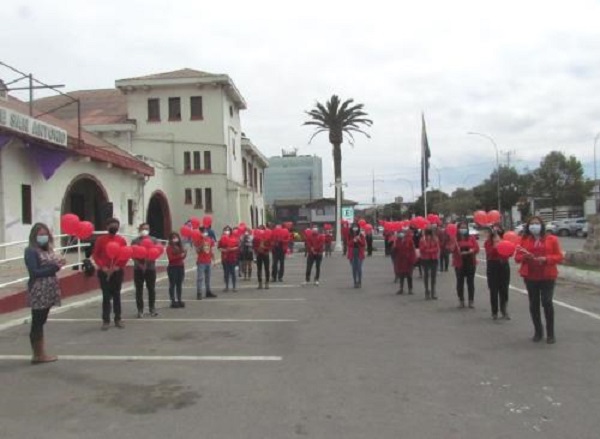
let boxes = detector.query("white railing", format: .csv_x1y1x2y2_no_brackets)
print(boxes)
0,232,169,290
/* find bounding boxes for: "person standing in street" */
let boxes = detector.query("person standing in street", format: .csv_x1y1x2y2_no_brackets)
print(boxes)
253,226,272,289
24,223,65,364
341,221,350,256
271,226,287,282
515,216,563,344
195,227,217,299
324,229,333,257
366,227,374,257
347,223,366,288
451,221,480,308
166,231,187,308
218,226,239,292
304,226,325,286
240,229,254,280
438,225,451,272
412,226,423,278
392,227,417,295
93,218,128,330
485,225,511,320
131,223,158,318
419,225,440,300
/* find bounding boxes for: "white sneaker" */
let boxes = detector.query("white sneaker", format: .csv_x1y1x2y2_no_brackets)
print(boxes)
314,281,319,286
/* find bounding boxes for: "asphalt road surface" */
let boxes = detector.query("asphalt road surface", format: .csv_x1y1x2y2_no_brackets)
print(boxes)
1,251,599,439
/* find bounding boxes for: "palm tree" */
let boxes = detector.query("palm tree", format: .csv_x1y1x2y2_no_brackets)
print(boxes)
304,95,372,251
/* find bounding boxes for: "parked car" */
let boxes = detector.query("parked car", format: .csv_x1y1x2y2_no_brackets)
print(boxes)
514,223,525,235
577,222,589,238
554,218,587,237
546,221,557,234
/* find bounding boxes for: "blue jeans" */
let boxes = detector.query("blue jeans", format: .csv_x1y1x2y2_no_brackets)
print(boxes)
196,263,212,295
223,262,237,289
350,257,363,284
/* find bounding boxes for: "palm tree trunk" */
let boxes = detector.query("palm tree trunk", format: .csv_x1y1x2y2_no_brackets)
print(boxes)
333,143,343,251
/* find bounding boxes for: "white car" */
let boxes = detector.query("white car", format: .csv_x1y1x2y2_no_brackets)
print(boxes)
577,222,588,238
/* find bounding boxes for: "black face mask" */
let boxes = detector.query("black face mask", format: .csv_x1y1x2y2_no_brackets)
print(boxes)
108,226,118,235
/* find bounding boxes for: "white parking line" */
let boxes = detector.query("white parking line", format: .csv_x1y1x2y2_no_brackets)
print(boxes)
474,273,600,321
48,318,297,323
0,355,282,362
122,298,306,303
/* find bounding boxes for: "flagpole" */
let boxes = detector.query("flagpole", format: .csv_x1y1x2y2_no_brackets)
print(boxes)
421,113,428,217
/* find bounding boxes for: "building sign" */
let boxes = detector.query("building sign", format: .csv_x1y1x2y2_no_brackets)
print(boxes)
0,80,7,101
0,104,68,147
342,207,354,222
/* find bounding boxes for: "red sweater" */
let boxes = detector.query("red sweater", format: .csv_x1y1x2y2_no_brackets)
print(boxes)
195,237,215,264
451,236,480,269
484,240,509,262
306,233,325,255
253,236,272,255
392,237,417,274
347,234,366,260
92,234,128,269
419,236,440,260
515,234,563,280
166,245,186,266
218,236,239,264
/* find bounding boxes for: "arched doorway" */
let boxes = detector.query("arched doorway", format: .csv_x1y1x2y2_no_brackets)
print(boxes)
62,174,109,232
147,191,172,240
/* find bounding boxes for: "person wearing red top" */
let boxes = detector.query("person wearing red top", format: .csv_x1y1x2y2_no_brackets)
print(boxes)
218,226,239,292
92,218,128,330
438,226,451,272
485,225,511,320
324,231,333,257
195,228,217,299
341,221,350,255
271,227,287,283
419,226,440,300
253,226,272,289
392,228,417,295
515,216,563,344
166,231,187,308
450,221,480,308
304,227,325,286
347,223,366,288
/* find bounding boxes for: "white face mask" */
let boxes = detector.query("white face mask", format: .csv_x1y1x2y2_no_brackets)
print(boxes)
171,238,180,244
203,232,209,237
312,228,318,234
140,230,149,237
224,231,231,236
529,224,542,235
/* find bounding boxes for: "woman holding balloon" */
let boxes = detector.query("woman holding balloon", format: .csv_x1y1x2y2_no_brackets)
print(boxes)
167,232,187,308
485,225,512,320
515,216,563,344
218,225,239,292
451,221,480,308
347,222,366,288
419,223,440,300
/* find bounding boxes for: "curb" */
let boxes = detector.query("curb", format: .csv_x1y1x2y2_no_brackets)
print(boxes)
559,265,600,287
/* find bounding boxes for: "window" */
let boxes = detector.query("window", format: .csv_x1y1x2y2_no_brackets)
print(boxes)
229,105,234,118
168,97,181,121
191,96,203,120
127,199,134,225
248,163,253,187
242,158,248,185
253,168,258,192
184,188,192,205
203,151,212,171
195,188,203,208
184,151,191,173
205,188,213,212
193,151,201,170
147,98,160,121
21,184,32,224
260,172,263,194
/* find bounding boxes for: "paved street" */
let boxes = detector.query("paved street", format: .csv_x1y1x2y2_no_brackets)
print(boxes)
1,251,599,439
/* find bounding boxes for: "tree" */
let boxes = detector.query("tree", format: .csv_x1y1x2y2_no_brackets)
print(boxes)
472,166,529,217
409,190,450,217
437,188,480,218
530,151,594,219
304,95,372,249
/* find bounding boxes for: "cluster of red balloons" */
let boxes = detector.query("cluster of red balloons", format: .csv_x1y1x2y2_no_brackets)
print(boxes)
473,210,501,227
61,214,95,240
104,237,164,264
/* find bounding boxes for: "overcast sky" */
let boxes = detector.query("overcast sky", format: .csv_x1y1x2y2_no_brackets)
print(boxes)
3,0,600,205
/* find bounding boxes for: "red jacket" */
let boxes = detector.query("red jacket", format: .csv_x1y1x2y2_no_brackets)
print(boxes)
419,236,440,260
166,244,186,266
306,233,325,256
451,236,480,269
515,234,563,280
253,236,272,255
392,237,416,274
347,234,366,260
484,239,509,263
218,236,239,264
92,234,128,269
324,233,333,245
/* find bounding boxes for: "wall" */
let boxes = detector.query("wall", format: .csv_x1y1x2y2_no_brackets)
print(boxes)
264,155,323,204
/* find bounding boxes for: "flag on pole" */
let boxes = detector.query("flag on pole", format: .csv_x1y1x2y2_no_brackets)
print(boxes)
421,113,431,194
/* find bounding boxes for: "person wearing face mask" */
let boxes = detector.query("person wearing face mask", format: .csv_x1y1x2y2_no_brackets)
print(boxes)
253,225,273,289
93,218,128,330
304,226,325,286
167,232,187,308
218,226,239,292
240,229,254,280
412,226,423,278
485,225,511,320
347,223,366,288
324,230,333,257
271,226,287,283
24,223,66,364
419,225,441,300
450,221,480,308
392,228,417,295
195,227,217,299
131,223,159,318
515,216,563,344
438,225,451,272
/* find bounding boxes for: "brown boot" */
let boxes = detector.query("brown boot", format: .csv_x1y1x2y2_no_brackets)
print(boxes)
31,337,57,365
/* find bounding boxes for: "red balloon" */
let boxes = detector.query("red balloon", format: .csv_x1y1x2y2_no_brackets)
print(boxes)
497,240,516,258
154,244,165,256
358,219,367,227
190,217,201,229
141,238,154,249
323,223,332,231
427,214,440,225
131,245,147,259
117,246,133,262
76,221,94,240
105,241,121,260
202,215,212,227
365,224,373,233
474,210,489,226
191,230,202,244
446,224,458,238
503,231,520,245
487,210,501,224
147,247,161,261
61,213,80,236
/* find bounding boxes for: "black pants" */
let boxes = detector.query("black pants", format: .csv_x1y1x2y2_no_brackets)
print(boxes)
167,265,185,303
306,254,323,281
30,308,50,343
99,269,124,323
256,253,270,283
455,266,475,302
422,259,437,295
399,274,413,291
525,279,555,338
487,260,510,315
439,251,450,272
271,248,285,281
134,269,157,312
384,240,392,256
366,235,373,256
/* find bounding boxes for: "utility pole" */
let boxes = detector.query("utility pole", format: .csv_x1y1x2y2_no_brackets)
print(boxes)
501,150,516,167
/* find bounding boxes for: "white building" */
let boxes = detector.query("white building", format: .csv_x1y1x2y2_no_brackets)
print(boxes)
32,68,268,237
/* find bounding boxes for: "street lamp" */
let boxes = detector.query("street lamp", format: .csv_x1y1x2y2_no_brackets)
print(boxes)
594,132,600,213
467,132,501,214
